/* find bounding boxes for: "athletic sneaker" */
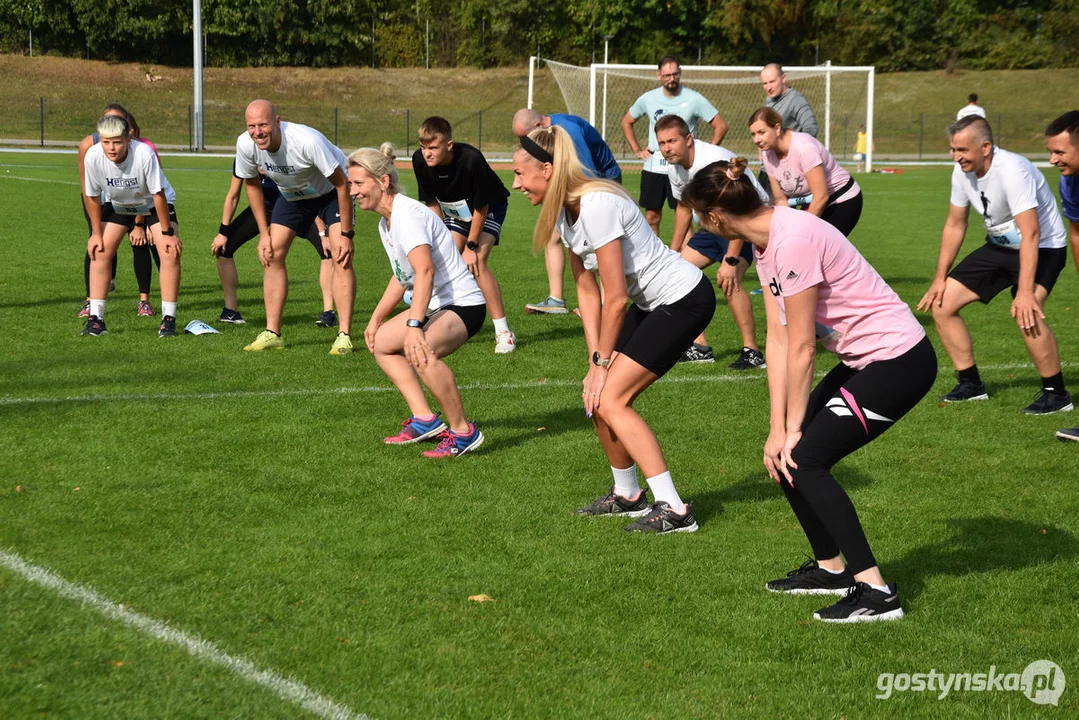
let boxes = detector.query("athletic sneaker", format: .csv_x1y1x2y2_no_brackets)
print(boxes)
728,347,766,370
495,329,517,354
940,376,989,403
1056,426,1079,442
575,486,650,517
78,300,91,318
384,414,448,444
525,296,570,315
421,423,485,458
244,330,284,351
765,559,853,596
679,344,715,364
329,332,353,356
1022,389,1073,415
624,501,698,534
80,315,106,337
218,307,245,325
813,582,904,623
158,315,177,338
315,309,337,328
137,300,154,317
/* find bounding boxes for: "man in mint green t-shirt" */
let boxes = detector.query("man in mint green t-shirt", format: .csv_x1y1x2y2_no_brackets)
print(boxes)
621,55,727,236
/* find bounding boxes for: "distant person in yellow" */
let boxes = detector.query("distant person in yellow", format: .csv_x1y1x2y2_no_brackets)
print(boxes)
854,125,873,173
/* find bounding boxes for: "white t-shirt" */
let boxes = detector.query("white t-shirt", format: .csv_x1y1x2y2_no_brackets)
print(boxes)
84,139,175,214
556,190,702,311
949,147,1067,250
234,121,347,201
378,193,485,312
669,140,769,203
956,104,986,121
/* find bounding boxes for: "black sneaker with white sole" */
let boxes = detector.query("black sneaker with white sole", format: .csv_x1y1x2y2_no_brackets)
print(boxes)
813,582,904,623
624,501,698,534
158,315,177,338
218,307,245,324
575,486,650,517
1056,426,1079,442
940,377,989,403
728,347,766,370
765,559,854,595
315,309,338,328
679,344,715,364
1022,389,1073,416
81,315,107,337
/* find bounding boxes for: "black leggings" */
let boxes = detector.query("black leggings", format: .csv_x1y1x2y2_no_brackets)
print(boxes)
779,336,937,575
821,192,863,237
83,245,160,296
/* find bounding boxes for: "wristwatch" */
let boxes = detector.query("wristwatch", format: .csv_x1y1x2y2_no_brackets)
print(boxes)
405,318,424,328
341,229,355,239
723,255,740,266
160,227,175,236
591,351,610,368
466,241,480,251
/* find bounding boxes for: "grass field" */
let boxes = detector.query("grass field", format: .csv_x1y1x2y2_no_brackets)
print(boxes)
1,152,1078,718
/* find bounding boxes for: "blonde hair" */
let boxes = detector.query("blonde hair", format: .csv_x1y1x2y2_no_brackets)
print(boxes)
97,114,130,139
524,125,631,254
348,142,404,195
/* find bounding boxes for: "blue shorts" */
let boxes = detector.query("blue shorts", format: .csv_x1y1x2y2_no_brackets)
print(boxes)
686,230,754,265
270,189,341,235
443,200,508,244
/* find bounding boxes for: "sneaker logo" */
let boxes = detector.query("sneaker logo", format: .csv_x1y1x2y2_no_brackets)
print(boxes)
661,519,673,531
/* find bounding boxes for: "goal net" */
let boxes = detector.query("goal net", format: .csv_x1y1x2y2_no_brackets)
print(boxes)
530,58,875,171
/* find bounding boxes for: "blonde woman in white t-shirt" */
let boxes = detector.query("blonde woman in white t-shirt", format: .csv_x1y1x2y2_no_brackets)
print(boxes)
348,144,487,459
512,125,716,534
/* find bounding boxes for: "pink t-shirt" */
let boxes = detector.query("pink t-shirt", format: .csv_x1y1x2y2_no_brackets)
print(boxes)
761,131,859,204
756,207,924,370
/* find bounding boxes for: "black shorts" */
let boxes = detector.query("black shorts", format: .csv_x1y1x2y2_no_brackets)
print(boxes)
687,230,754,265
219,205,330,260
949,243,1067,303
426,303,487,340
100,203,178,230
639,170,676,211
615,275,716,376
270,190,341,235
821,192,863,237
443,200,508,244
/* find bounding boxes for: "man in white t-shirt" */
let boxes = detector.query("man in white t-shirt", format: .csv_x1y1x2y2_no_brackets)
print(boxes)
956,93,986,121
917,115,1071,415
656,114,768,369
235,99,356,355
621,55,728,236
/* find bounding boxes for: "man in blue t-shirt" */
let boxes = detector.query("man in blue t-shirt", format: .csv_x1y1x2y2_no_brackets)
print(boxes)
621,55,727,236
1046,110,1079,442
512,108,623,314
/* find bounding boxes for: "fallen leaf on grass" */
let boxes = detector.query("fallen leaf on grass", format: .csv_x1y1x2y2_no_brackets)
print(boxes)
73,487,80,492
537,427,547,432
1040,528,1048,535
337,637,350,645
111,660,124,668
468,594,496,603
15,485,21,493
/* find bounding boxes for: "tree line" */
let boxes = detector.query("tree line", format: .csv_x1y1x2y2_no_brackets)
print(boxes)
1,0,1077,71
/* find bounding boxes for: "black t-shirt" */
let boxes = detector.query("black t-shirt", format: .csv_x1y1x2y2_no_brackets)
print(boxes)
412,143,510,219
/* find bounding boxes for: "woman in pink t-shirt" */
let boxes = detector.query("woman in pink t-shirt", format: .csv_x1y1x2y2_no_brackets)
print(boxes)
751,107,863,237
683,157,937,624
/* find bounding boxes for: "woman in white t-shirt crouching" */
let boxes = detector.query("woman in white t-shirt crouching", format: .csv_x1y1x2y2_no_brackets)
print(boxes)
348,144,486,459
512,125,716,534
81,114,182,338
683,156,937,623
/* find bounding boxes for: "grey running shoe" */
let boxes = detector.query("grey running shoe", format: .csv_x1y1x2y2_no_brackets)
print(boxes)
575,486,650,517
525,296,570,314
624,501,698,534
679,344,715,364
766,559,853,595
728,347,766,370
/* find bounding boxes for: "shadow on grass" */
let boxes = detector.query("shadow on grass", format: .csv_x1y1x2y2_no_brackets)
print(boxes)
888,517,1078,608
480,405,588,452
691,465,876,524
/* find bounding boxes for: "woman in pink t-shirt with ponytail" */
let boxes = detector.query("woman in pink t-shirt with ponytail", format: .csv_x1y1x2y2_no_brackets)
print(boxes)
684,156,937,624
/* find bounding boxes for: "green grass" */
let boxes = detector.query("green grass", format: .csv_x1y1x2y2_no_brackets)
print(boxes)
1,154,1078,718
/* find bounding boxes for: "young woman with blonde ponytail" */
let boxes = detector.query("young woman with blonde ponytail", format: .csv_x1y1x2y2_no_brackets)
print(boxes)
512,125,716,534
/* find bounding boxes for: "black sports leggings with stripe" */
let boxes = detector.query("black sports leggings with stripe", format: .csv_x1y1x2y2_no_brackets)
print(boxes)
779,336,937,575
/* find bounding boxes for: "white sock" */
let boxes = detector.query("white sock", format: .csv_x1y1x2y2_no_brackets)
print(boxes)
162,301,177,318
611,465,640,498
550,296,564,303
492,316,510,333
645,471,684,514
90,299,106,319
868,582,891,594
819,564,846,575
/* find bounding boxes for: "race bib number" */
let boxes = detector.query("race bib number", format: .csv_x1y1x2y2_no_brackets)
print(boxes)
788,194,814,208
985,219,1021,249
112,201,151,215
279,182,320,201
437,198,472,221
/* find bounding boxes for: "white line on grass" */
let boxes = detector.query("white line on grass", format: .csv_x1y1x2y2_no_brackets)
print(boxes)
0,173,79,185
0,549,367,720
2,360,1073,407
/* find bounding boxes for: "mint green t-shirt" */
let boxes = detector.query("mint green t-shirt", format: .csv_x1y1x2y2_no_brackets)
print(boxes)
629,87,719,174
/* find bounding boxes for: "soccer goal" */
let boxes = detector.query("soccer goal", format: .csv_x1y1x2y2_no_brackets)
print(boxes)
529,58,876,171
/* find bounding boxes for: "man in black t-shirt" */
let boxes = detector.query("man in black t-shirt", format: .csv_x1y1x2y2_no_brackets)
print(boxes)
412,116,517,354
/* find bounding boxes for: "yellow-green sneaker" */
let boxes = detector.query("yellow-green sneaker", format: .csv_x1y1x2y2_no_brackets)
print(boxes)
329,332,353,355
243,329,284,351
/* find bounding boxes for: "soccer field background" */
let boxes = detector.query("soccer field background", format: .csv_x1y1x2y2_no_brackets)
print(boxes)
1,153,1077,718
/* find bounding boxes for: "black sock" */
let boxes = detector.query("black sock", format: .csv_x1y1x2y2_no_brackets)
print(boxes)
1042,372,1065,394
958,365,981,385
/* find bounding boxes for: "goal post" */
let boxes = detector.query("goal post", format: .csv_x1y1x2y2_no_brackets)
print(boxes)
531,58,876,171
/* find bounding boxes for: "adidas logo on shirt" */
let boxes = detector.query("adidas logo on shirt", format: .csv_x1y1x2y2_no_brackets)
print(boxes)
786,270,799,280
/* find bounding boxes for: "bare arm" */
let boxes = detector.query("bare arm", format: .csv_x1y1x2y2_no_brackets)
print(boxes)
621,112,650,163
916,203,969,312
671,202,694,252
803,166,830,217
761,287,788,483
1009,208,1043,334
571,252,602,357
708,113,728,146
